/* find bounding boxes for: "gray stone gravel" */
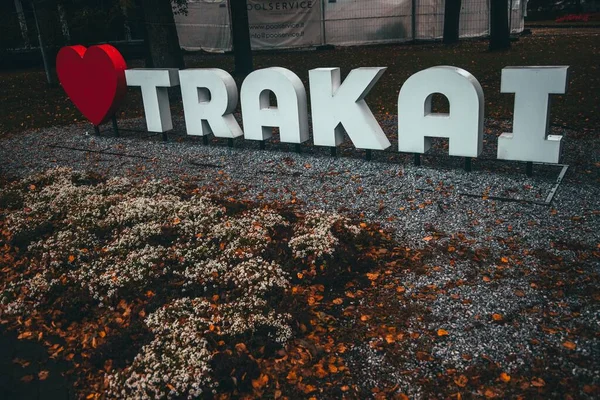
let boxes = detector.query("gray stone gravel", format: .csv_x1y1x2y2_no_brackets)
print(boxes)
1,116,598,398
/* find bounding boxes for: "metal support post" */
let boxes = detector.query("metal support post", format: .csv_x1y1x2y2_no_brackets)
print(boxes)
464,157,472,172
414,153,421,166
111,115,119,137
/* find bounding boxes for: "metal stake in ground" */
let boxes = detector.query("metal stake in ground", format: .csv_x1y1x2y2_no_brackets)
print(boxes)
228,138,234,148
464,157,472,172
526,162,533,177
366,149,372,161
414,153,421,166
111,115,119,137
93,125,100,135
202,136,209,145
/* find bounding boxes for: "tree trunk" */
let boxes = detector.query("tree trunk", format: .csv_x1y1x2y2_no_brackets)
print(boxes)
121,1,132,42
139,0,184,68
443,0,461,45
56,1,71,44
14,0,30,48
229,0,253,76
490,0,510,51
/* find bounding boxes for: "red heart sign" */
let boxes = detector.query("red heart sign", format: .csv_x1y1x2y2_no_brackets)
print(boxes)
56,45,127,126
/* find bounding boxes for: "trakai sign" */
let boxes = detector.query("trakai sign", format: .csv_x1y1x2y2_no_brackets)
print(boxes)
56,45,570,165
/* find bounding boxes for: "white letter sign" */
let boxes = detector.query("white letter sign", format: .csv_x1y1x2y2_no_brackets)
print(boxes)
57,42,573,168
497,66,569,163
398,66,484,157
309,67,390,150
179,68,243,138
240,67,309,143
125,68,180,133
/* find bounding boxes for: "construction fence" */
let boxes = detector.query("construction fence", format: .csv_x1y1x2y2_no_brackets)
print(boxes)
176,0,526,52
2,0,526,53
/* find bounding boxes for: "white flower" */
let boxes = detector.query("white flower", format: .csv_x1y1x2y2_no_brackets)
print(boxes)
0,168,366,397
289,210,361,260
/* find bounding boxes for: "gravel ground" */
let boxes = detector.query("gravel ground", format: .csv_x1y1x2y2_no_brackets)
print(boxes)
1,116,598,397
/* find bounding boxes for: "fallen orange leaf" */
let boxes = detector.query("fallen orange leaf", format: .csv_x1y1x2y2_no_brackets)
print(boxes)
314,364,328,378
563,341,577,350
302,384,317,394
235,343,247,353
366,272,380,281
17,331,32,340
455,375,468,387
531,377,546,387
252,373,269,389
437,328,449,337
500,372,511,383
286,370,297,382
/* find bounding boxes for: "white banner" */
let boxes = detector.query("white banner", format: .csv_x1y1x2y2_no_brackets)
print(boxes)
247,0,322,49
175,1,232,52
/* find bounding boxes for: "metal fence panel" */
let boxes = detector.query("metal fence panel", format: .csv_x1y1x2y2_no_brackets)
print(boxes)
324,0,413,46
459,0,491,38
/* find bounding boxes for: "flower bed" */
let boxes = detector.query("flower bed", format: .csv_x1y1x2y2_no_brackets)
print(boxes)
0,168,391,398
